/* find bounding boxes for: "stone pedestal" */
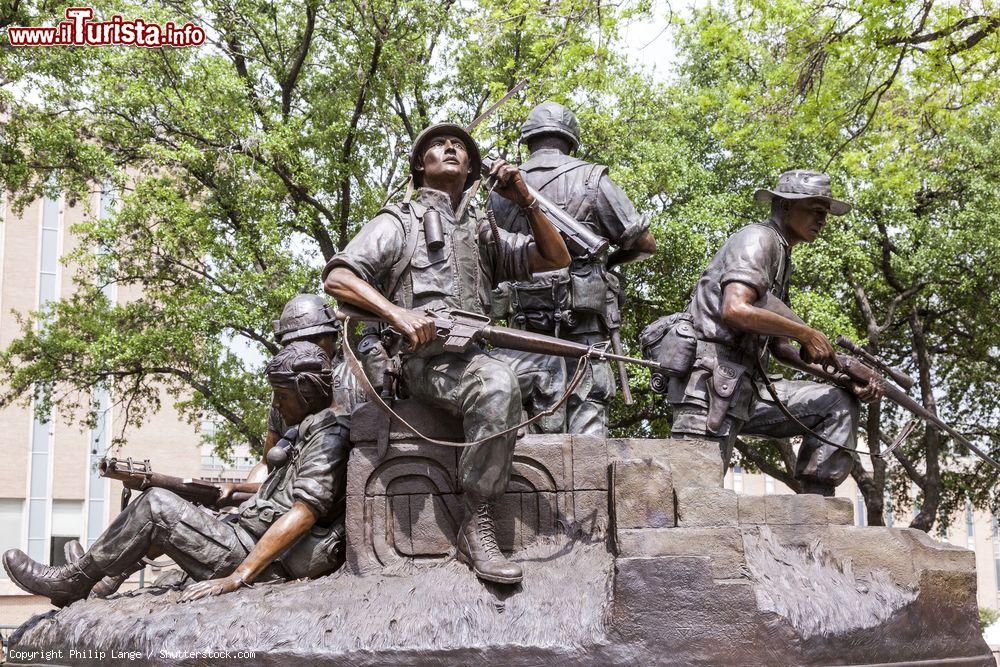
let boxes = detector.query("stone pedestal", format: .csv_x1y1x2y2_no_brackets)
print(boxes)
6,410,992,666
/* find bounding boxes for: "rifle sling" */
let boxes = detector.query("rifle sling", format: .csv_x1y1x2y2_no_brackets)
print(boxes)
340,316,589,448
753,355,878,457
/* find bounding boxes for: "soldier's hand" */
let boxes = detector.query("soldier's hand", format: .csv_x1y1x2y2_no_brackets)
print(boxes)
799,328,841,373
178,572,248,602
850,375,884,404
489,159,534,208
214,483,236,509
388,306,436,349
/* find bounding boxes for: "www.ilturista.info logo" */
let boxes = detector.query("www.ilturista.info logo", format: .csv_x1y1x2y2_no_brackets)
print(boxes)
5,7,205,47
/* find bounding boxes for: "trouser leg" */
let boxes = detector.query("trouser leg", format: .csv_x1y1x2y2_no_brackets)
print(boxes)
488,348,567,434
566,356,615,437
743,379,859,490
87,488,249,581
404,350,522,502
669,404,741,474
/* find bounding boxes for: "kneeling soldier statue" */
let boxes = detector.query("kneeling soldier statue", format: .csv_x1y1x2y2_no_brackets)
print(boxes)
2,341,350,605
323,122,570,584
661,170,882,496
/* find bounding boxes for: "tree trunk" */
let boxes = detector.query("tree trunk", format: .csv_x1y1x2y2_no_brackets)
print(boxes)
909,308,940,532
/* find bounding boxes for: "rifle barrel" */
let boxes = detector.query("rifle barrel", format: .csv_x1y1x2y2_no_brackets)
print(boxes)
840,360,1000,471
482,325,662,370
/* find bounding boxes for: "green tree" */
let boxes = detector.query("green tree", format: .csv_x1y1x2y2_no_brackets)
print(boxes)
625,0,1000,530
0,0,661,455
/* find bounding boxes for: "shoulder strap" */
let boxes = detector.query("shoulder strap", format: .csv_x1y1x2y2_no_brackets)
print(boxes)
531,159,592,192
384,204,421,307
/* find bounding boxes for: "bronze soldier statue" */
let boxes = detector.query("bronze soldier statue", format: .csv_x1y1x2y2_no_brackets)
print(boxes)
60,294,366,599
657,170,882,495
2,342,350,605
490,101,657,436
259,294,363,468
323,122,570,584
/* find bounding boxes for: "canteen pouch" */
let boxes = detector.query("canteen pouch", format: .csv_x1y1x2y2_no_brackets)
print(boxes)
568,261,607,315
279,520,345,579
639,312,697,377
511,273,570,332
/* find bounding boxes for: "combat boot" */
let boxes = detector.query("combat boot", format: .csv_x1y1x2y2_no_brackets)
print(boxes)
456,500,523,585
801,480,836,497
62,539,134,598
2,548,102,607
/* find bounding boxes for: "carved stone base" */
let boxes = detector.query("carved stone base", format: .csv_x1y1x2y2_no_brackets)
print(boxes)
6,415,992,666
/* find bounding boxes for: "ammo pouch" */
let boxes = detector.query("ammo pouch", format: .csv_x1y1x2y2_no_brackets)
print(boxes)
510,272,570,332
568,260,607,315
639,312,697,377
278,519,345,579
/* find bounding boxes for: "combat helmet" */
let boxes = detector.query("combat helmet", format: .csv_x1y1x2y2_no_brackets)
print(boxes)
521,101,580,152
272,294,340,345
409,122,482,191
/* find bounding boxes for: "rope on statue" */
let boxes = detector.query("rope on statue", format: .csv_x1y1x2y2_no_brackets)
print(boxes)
341,315,589,447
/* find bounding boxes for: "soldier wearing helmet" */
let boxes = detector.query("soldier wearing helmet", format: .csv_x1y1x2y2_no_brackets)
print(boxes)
490,101,658,437
323,121,570,585
260,294,363,465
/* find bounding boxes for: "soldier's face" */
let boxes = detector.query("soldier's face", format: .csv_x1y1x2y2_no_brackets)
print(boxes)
785,198,831,244
271,386,311,426
420,135,470,189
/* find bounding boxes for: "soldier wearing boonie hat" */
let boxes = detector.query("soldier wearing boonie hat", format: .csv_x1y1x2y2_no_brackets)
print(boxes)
660,169,880,496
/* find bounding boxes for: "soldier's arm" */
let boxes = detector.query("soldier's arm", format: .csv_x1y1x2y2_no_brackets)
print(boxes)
595,174,655,267
324,267,436,348
721,282,838,369
489,160,570,272
608,230,656,267
179,500,318,602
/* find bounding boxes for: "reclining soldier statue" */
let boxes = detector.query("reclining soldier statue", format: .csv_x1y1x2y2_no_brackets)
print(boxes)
2,341,350,605
322,121,570,584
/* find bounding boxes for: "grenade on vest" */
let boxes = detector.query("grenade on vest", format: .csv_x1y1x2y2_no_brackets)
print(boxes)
423,209,445,251
266,426,299,469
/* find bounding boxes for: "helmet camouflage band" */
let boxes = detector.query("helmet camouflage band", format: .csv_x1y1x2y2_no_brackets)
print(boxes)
272,294,340,345
521,101,580,152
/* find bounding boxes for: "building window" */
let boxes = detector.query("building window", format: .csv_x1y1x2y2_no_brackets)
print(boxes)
49,500,82,567
855,490,867,527
884,492,894,527
732,465,743,494
0,499,24,579
26,193,61,562
765,475,774,495
966,500,975,550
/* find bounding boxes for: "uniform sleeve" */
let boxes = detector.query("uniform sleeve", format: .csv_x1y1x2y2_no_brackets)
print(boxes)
291,415,349,518
329,360,363,420
719,226,783,300
479,206,533,284
321,212,406,290
594,173,649,250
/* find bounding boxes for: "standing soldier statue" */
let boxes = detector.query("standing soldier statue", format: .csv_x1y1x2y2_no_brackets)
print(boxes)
658,170,882,495
323,122,570,584
490,101,657,436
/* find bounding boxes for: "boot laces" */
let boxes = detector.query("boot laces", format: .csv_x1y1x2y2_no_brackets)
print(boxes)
475,504,502,558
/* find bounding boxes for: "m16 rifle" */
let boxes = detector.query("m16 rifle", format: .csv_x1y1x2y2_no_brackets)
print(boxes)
338,303,664,373
756,293,1000,471
99,458,255,510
